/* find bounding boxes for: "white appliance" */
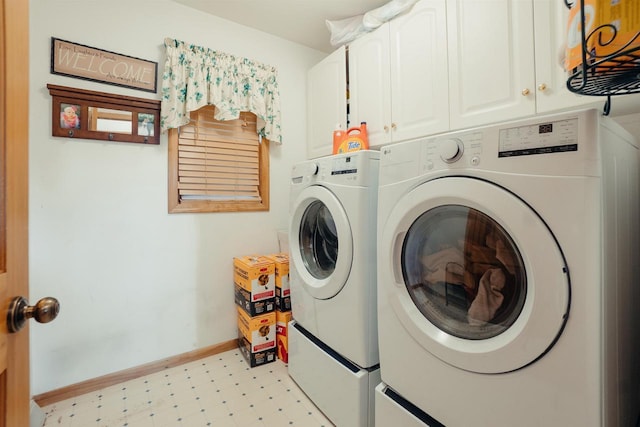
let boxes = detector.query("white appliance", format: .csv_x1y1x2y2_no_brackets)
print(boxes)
288,150,381,426
376,109,640,426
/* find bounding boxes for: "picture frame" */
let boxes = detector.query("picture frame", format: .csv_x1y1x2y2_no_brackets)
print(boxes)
47,84,161,145
50,37,158,93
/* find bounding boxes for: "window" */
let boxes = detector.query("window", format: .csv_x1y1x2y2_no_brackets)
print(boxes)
168,105,269,213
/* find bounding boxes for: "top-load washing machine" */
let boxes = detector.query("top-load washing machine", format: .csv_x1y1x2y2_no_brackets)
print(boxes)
288,150,380,426
375,109,640,426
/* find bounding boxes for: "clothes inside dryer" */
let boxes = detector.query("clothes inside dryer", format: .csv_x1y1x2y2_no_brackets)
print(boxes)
401,204,527,340
299,200,338,279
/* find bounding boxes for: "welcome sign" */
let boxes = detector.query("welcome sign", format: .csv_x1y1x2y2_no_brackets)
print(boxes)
50,38,157,93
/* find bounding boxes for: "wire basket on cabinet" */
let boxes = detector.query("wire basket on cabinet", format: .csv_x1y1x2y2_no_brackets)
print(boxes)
564,0,640,115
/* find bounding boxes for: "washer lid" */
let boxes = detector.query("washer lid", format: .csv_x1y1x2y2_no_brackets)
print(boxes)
290,185,353,300
381,177,569,373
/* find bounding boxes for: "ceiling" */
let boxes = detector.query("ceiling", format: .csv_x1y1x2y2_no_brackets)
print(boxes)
172,0,390,53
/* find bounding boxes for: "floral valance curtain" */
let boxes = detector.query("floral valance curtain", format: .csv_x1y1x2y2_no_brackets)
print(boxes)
160,37,282,144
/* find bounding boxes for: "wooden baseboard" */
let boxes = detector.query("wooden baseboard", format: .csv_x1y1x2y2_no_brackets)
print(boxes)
32,339,238,408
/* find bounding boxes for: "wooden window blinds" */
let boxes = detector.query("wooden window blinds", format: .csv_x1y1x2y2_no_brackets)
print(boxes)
168,105,269,213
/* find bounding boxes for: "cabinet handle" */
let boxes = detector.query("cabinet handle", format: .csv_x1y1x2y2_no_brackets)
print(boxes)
391,123,397,130
538,83,547,92
521,88,530,96
384,125,390,133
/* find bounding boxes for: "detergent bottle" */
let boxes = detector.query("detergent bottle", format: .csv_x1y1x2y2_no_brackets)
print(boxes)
332,124,344,154
335,122,369,154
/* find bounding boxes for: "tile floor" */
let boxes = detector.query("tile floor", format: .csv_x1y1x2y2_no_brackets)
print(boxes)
41,349,334,427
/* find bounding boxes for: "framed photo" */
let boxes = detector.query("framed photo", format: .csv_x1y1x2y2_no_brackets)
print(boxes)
60,103,81,129
50,37,157,93
137,113,156,137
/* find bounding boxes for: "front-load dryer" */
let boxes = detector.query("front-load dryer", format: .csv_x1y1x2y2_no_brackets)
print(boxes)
376,109,640,426
288,150,380,426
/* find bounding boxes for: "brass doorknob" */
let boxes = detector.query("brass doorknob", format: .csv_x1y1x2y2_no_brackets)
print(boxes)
7,296,60,333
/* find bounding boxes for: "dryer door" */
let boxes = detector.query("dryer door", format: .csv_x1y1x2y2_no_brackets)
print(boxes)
290,185,353,300
380,177,569,373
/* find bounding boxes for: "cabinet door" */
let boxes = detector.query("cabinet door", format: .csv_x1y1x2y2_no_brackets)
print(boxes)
307,46,347,159
349,24,392,148
390,0,449,144
447,0,535,129
533,0,595,113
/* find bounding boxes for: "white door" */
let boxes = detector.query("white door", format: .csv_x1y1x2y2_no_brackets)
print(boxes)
533,0,599,113
447,0,536,129
289,185,353,300
379,177,569,373
307,46,347,159
348,24,392,148
389,0,449,143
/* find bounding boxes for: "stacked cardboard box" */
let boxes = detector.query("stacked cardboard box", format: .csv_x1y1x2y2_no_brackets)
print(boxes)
237,306,276,367
234,255,276,316
266,253,291,363
266,253,290,312
275,309,292,363
234,255,277,367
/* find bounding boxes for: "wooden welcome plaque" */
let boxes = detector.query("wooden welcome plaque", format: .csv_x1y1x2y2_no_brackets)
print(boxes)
51,38,158,93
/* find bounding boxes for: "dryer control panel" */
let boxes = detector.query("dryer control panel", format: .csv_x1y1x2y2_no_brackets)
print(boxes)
291,150,380,187
380,109,622,183
497,118,579,157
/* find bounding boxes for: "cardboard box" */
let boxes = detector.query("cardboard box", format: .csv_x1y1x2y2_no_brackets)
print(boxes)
238,334,277,368
235,284,274,316
237,307,277,367
234,255,275,316
276,310,293,363
266,253,291,312
566,0,640,71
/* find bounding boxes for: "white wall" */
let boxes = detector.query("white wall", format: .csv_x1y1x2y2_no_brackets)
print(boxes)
29,0,325,395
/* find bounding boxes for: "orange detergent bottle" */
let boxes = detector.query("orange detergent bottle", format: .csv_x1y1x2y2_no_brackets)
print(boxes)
333,122,369,154
332,124,344,154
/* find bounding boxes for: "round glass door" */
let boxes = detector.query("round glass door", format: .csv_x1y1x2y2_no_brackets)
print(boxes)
290,185,353,300
381,177,570,373
299,200,339,279
402,205,526,341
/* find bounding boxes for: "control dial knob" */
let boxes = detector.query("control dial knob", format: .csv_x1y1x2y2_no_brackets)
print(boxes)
439,138,464,163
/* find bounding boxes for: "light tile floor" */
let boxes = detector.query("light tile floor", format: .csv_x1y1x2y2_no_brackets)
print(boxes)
41,349,335,427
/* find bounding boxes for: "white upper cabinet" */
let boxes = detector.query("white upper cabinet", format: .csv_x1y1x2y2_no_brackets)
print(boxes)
447,0,536,130
350,0,449,148
349,24,391,148
390,0,450,143
533,0,608,113
307,46,347,159
447,0,618,128
306,0,639,159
